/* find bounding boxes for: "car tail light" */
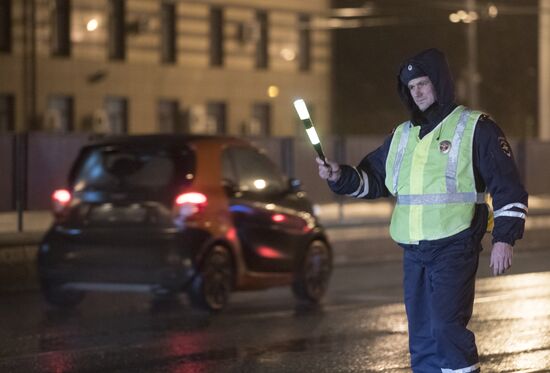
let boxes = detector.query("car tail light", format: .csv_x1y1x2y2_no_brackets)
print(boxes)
52,189,72,215
173,192,208,224
175,192,207,206
271,213,286,222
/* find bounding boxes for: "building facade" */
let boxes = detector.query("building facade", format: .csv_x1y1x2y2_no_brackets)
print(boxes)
0,0,331,137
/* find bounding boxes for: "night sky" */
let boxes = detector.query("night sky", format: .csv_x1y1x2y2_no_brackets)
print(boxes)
331,0,538,138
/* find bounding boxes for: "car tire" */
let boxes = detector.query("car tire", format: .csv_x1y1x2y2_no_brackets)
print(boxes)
187,245,233,312
292,240,332,303
41,280,85,308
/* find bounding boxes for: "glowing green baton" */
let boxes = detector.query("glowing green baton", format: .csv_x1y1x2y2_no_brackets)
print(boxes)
293,99,328,166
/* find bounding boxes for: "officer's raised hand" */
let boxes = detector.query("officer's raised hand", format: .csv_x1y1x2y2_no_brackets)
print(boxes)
490,242,513,276
316,157,341,182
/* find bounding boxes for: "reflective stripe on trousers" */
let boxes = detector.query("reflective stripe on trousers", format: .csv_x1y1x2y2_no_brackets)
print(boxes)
441,362,480,373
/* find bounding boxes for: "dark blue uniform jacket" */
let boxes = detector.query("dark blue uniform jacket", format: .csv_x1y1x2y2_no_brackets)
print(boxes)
329,48,528,247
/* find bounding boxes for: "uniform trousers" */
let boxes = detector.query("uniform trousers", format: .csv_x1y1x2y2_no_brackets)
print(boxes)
402,237,481,373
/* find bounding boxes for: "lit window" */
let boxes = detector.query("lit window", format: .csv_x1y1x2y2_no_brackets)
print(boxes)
249,102,270,136
45,95,74,132
104,96,128,134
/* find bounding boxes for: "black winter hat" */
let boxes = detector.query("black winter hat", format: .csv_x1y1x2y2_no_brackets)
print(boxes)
397,48,456,115
399,62,427,85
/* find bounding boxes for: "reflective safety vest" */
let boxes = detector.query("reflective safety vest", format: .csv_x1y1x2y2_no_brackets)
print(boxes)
384,105,486,244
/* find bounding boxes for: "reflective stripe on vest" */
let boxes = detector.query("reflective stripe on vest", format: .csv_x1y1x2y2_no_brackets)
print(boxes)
392,121,412,194
446,108,471,193
397,192,486,205
393,107,473,198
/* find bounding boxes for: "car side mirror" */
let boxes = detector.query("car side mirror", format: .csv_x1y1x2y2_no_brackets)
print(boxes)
288,178,302,192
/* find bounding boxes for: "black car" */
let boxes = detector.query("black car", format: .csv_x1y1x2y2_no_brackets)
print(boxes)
38,135,332,311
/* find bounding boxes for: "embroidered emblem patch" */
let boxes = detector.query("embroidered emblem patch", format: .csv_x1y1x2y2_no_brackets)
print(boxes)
499,137,512,157
439,140,452,154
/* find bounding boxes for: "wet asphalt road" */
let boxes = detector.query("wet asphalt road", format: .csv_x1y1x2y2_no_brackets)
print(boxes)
1,242,550,372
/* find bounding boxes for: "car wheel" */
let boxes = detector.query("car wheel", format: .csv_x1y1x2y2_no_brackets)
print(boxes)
292,240,332,303
188,245,233,312
41,280,85,308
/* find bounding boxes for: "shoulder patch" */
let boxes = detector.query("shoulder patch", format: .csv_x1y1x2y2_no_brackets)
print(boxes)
479,113,490,121
498,136,512,157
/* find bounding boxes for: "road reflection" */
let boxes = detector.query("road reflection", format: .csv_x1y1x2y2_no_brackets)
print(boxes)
2,270,549,372
473,272,550,371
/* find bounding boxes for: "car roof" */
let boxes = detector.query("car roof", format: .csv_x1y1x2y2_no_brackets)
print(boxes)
87,134,251,148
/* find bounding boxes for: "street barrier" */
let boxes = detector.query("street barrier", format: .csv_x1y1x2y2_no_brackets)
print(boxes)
1,133,549,211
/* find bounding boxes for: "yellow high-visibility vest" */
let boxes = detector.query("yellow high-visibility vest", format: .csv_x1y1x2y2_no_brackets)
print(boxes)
384,105,486,244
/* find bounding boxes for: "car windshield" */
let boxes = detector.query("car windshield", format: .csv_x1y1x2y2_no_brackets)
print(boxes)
71,145,193,192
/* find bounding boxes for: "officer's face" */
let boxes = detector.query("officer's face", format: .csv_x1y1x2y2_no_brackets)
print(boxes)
407,76,436,112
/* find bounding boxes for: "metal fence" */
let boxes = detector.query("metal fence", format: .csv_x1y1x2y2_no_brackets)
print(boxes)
1,132,549,214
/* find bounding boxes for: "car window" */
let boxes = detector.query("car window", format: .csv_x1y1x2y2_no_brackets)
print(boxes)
72,146,190,192
221,148,237,185
226,146,287,194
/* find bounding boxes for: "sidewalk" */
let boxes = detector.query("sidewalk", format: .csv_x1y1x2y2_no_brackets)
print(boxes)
1,195,550,238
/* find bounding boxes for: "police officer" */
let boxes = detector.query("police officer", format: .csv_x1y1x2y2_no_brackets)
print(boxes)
317,48,528,372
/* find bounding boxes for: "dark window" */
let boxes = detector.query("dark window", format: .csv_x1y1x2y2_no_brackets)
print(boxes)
158,99,180,133
46,95,73,131
108,0,125,60
0,94,15,131
226,147,286,195
0,0,11,53
209,7,223,67
221,149,237,185
255,11,268,69
246,102,270,136
160,1,176,63
50,0,71,56
105,96,128,134
207,101,226,134
298,14,310,71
